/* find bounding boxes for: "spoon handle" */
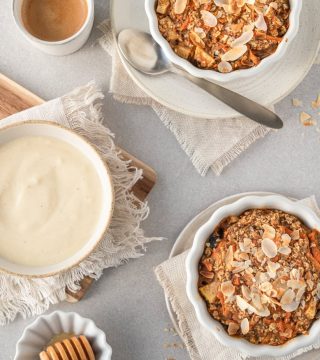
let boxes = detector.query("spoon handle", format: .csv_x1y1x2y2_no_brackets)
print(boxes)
173,69,283,129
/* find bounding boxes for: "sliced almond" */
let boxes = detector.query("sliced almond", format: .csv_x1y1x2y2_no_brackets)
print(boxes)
255,13,267,31
225,245,234,269
287,279,305,290
228,322,240,335
241,285,251,300
201,10,217,27
261,238,277,258
281,289,295,305
231,30,253,47
240,318,250,335
260,281,273,293
281,233,291,246
221,45,247,62
174,0,188,14
282,301,299,312
214,0,230,5
290,268,300,280
262,224,276,240
221,280,235,297
278,246,291,256
252,293,263,310
194,27,206,39
218,61,232,73
236,295,251,311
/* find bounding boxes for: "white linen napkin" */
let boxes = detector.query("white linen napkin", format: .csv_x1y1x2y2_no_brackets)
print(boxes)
155,196,320,360
98,20,272,176
0,82,159,325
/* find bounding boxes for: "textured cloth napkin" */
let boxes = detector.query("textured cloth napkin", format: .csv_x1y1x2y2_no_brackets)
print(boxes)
0,82,159,325
98,20,271,176
155,196,320,360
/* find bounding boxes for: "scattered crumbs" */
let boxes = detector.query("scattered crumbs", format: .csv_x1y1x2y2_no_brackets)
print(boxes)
163,343,185,349
163,327,178,336
311,94,320,109
300,111,317,126
292,98,302,107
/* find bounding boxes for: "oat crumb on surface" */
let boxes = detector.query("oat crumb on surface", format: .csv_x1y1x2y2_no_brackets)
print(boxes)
300,112,316,126
292,98,302,107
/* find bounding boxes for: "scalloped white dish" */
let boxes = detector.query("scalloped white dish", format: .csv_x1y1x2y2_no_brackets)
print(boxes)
186,195,320,358
15,311,112,360
145,0,302,83
111,0,320,119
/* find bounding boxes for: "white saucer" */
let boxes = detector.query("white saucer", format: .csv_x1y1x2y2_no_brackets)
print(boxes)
111,1,320,120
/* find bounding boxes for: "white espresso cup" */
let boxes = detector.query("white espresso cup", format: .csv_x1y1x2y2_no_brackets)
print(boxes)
12,0,94,56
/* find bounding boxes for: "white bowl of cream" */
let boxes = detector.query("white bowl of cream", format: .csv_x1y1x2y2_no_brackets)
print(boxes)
0,121,114,277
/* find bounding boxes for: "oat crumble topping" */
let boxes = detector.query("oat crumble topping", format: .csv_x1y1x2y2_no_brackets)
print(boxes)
198,209,320,345
156,0,290,72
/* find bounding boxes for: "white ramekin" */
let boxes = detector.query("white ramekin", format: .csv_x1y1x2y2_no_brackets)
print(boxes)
15,311,112,360
186,195,320,357
0,121,114,277
12,0,94,56
145,0,302,82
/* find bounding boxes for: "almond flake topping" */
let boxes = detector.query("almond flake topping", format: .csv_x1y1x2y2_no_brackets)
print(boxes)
225,245,234,269
262,224,276,240
254,13,267,31
218,61,232,73
221,281,235,297
201,10,218,27
281,233,291,246
281,289,295,305
174,0,188,14
241,285,251,300
261,238,277,258
221,45,247,62
231,30,253,48
241,318,249,335
278,246,291,256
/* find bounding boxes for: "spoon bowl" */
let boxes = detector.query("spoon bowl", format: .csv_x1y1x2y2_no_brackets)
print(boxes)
117,29,283,129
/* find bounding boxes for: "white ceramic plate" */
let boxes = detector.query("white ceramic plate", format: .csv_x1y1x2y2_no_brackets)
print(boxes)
111,1,320,119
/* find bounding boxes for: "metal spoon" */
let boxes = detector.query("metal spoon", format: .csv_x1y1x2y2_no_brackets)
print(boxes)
117,29,283,129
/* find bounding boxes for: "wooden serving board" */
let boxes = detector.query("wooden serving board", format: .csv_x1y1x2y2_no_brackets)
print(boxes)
0,73,157,302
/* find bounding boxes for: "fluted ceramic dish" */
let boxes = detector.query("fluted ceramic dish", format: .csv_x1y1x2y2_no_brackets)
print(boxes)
145,0,302,82
186,195,320,357
15,311,112,360
111,0,319,119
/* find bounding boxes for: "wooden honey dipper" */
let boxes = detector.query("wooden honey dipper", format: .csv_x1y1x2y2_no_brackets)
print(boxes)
39,335,95,360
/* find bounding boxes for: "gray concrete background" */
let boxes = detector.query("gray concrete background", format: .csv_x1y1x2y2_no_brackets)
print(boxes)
0,0,320,359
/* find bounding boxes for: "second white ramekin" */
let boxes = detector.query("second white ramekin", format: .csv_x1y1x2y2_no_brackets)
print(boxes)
186,195,320,357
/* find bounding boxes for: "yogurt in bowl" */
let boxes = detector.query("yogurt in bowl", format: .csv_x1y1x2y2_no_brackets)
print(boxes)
0,121,114,277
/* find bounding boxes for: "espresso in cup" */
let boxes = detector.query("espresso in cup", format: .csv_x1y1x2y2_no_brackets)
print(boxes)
21,0,88,42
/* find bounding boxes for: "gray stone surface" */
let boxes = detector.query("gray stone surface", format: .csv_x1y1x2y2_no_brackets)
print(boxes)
0,0,320,359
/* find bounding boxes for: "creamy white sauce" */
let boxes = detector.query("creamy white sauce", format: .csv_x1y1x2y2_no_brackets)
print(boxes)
0,136,103,267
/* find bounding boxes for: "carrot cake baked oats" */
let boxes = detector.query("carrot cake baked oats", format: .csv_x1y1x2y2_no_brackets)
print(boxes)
156,0,290,72
198,209,320,345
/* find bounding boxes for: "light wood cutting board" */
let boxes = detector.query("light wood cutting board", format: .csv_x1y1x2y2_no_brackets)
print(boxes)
0,73,157,302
